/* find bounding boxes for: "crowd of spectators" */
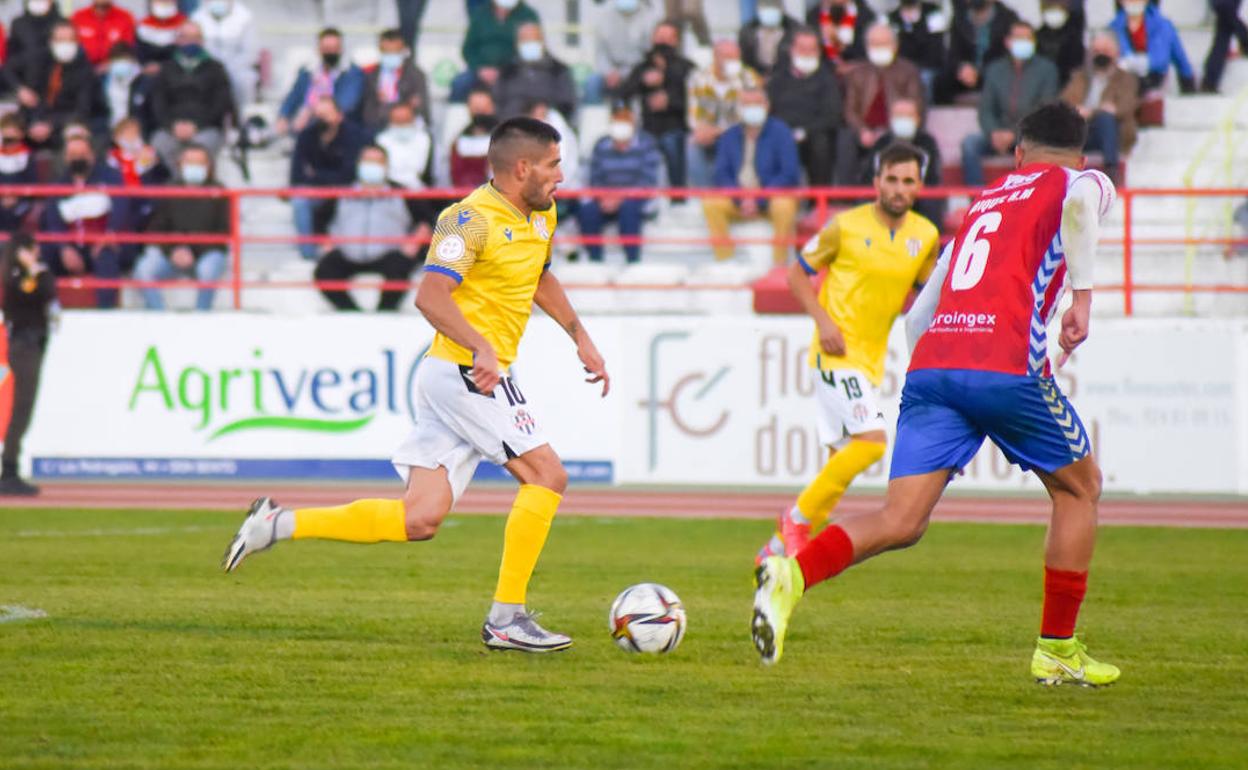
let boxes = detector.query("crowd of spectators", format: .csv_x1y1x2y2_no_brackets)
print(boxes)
0,0,1235,305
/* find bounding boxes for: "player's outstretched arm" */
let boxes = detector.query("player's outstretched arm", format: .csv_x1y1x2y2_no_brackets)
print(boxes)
787,259,844,356
533,269,610,397
415,272,501,393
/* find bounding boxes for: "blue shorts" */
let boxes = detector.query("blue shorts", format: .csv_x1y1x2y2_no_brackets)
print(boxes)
889,369,1091,479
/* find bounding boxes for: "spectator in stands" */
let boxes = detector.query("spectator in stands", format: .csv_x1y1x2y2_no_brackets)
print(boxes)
193,0,258,112
290,95,366,260
375,102,434,190
107,116,168,188
8,0,63,66
136,0,186,70
806,0,874,68
314,144,431,312
40,136,135,308
449,91,498,188
97,43,155,137
835,22,923,185
861,99,944,226
526,99,579,190
687,39,760,188
5,21,95,153
1111,0,1196,94
890,0,947,104
945,0,1018,101
1203,0,1248,93
452,0,540,102
362,28,430,131
767,27,842,188
494,22,576,120
702,87,800,264
663,0,711,46
132,143,227,310
622,21,693,193
586,0,662,105
739,0,801,79
70,0,137,68
961,21,1057,186
1061,31,1138,183
1036,0,1085,86
150,21,233,168
0,115,39,231
277,27,365,135
578,106,661,264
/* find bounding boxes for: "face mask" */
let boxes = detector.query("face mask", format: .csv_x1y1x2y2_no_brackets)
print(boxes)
1010,39,1035,61
26,0,52,15
118,137,143,155
68,158,92,176
152,2,178,19
1123,2,1146,18
608,121,634,143
181,163,208,184
380,52,405,70
1042,8,1068,28
757,7,782,28
867,47,895,67
615,0,639,13
722,58,743,78
836,26,855,45
517,41,544,62
52,42,79,63
358,161,386,185
495,0,520,10
1092,53,1114,69
209,0,230,17
741,104,767,126
322,51,342,69
388,123,417,138
792,55,819,75
890,116,918,139
110,59,139,81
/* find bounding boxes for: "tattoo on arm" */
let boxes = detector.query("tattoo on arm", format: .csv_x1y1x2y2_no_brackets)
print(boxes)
566,318,581,339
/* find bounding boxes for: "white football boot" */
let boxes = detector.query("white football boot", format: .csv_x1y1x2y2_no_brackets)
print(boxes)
221,497,284,572
481,611,573,652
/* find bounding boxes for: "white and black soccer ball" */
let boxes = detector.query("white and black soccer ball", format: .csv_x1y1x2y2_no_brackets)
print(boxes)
608,583,687,654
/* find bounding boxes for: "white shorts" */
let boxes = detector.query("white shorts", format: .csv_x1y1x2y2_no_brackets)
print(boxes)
812,367,888,449
391,357,549,504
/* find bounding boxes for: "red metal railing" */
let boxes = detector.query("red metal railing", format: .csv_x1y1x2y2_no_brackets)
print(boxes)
2,184,1247,315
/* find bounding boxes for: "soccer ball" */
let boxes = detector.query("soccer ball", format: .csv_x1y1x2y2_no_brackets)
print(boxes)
608,583,687,654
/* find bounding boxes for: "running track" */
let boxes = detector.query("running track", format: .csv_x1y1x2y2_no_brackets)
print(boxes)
15,483,1248,529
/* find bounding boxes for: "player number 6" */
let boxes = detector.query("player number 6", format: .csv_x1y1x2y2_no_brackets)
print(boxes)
950,211,1003,291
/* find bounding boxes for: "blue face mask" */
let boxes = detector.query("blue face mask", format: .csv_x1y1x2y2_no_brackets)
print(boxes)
380,52,405,71
109,59,139,81
177,44,205,59
181,163,208,185
358,161,387,185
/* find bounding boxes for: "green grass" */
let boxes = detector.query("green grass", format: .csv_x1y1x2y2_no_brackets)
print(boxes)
1,508,1246,770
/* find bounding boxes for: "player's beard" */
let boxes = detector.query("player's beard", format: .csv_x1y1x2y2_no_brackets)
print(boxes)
524,183,557,212
881,194,911,219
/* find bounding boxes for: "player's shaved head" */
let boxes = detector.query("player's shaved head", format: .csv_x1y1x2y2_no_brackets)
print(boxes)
489,116,564,214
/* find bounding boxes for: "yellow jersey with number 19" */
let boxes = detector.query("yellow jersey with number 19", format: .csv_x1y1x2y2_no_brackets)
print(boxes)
423,183,556,370
799,203,939,386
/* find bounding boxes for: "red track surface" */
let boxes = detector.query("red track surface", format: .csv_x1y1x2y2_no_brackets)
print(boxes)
13,483,1248,529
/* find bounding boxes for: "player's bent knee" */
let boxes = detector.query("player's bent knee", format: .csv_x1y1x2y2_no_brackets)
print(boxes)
402,493,452,541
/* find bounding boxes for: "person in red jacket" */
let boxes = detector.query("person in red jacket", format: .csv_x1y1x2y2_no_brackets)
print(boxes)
0,22,8,66
71,0,136,68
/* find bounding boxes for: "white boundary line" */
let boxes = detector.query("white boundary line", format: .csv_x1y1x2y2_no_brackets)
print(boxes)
0,605,48,623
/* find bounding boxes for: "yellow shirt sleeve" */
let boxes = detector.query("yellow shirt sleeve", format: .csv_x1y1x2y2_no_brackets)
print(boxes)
798,216,840,273
426,203,489,281
915,237,940,287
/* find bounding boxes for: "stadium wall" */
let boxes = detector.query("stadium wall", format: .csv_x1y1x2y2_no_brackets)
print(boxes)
21,313,1248,495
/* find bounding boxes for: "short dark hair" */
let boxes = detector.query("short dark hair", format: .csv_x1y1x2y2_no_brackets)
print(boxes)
876,141,926,175
360,143,389,160
319,26,342,40
107,41,136,60
1017,101,1087,151
0,113,26,132
1010,20,1035,36
488,117,561,172
379,28,404,44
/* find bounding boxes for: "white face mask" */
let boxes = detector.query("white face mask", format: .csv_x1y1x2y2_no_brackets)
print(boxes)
615,0,639,14
517,40,544,63
608,121,635,143
1010,39,1035,61
722,58,743,78
757,7,782,28
495,0,520,10
741,104,767,127
26,0,52,15
1123,2,1146,18
358,161,387,185
867,46,895,68
152,1,178,19
1042,8,1069,29
836,26,855,46
209,0,231,17
52,41,79,63
792,55,819,75
890,115,918,139
181,163,208,184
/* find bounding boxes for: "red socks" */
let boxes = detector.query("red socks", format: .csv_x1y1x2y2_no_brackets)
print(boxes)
1040,567,1088,638
795,524,855,590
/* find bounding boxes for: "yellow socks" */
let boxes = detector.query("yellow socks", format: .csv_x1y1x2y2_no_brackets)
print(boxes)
293,499,407,543
494,484,562,604
794,439,886,530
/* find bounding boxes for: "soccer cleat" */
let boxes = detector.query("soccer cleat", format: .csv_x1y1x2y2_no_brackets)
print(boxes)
481,611,573,653
221,497,283,573
751,555,805,665
1031,635,1121,687
754,508,812,566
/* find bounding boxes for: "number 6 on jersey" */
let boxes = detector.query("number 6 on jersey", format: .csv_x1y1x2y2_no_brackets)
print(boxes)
950,212,1002,291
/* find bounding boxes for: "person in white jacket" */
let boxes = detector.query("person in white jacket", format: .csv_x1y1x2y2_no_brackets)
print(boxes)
192,0,258,111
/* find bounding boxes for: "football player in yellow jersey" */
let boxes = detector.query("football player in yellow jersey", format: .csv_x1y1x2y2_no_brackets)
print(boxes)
756,143,940,565
223,118,610,653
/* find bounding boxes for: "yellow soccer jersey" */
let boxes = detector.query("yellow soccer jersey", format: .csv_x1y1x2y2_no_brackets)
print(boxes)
799,203,940,385
424,183,555,369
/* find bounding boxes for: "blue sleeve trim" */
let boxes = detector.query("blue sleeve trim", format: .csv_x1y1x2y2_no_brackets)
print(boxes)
796,251,817,276
542,261,552,273
425,264,463,284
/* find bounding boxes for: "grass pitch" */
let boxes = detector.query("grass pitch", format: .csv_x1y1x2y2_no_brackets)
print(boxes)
1,506,1246,769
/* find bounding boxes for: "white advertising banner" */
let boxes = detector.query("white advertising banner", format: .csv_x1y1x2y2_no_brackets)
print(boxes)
20,313,1248,495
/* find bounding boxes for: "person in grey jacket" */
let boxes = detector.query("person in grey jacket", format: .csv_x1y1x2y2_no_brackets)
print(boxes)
312,144,433,311
493,22,576,120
